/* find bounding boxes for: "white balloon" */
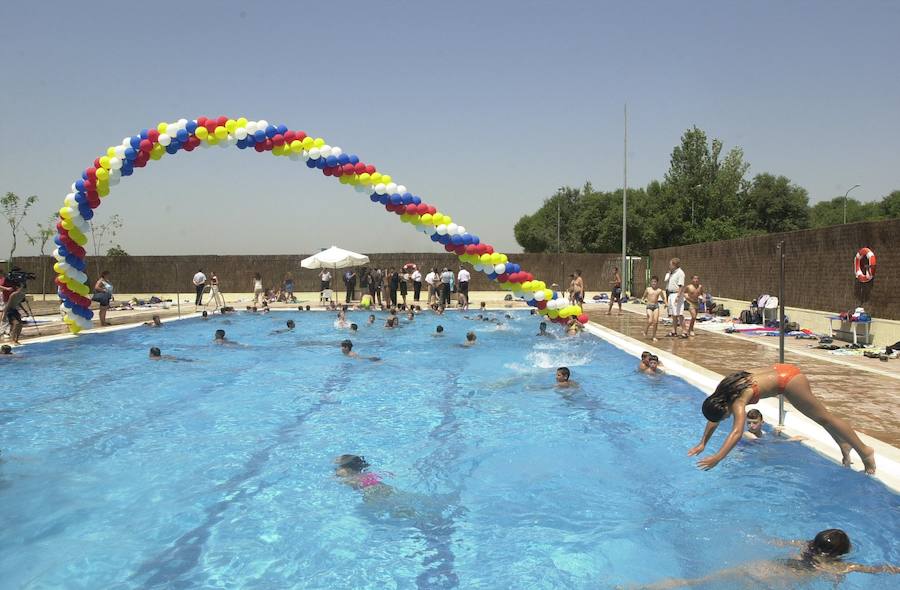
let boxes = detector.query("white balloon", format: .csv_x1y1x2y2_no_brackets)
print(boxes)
114,145,126,158
320,145,332,157
108,175,120,186
177,118,188,127
64,193,77,207
447,223,458,234
109,157,122,170
246,121,258,134
396,185,407,194
258,120,269,130
158,134,171,146
308,148,321,159
424,225,436,235
122,137,132,146
331,146,342,157
70,182,77,192
533,290,546,302
456,225,466,235
234,127,248,140
494,263,507,274
436,224,448,235
386,182,397,194
375,183,387,195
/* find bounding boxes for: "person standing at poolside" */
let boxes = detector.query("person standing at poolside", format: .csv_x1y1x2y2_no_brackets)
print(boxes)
425,267,438,306
192,269,206,306
387,267,399,307
252,272,264,305
440,267,453,307
664,258,686,338
319,269,332,302
641,276,666,341
682,275,705,337
380,268,391,309
399,267,410,308
457,265,470,305
606,267,622,315
573,270,585,306
206,271,225,310
3,282,26,343
283,273,295,302
93,270,114,326
411,266,422,302
343,267,357,303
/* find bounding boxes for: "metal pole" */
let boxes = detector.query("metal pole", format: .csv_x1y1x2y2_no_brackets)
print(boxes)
842,184,860,224
622,103,628,294
557,196,561,285
777,240,786,426
174,262,182,319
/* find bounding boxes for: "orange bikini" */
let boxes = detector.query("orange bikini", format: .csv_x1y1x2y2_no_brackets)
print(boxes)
748,364,802,404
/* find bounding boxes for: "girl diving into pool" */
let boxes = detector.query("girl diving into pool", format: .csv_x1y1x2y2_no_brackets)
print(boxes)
688,364,876,473
637,529,898,588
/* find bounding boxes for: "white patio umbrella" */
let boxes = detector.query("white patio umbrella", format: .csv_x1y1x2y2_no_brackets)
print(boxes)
300,246,369,269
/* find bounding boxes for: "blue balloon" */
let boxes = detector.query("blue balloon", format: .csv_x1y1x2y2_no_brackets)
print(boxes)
430,233,442,242
390,194,402,205
78,204,93,219
276,124,288,135
65,254,78,267
337,154,350,165
349,154,359,165
412,195,421,205
254,130,266,142
305,158,317,168
74,195,87,206
315,158,327,169
505,263,515,274
401,193,413,205
527,299,537,306
265,125,277,138
186,120,198,133
439,234,452,244
378,194,390,205
75,179,85,191
462,234,473,245
121,165,133,177
487,272,498,280
165,144,179,155
130,136,142,149
472,236,480,245
54,236,64,247
81,171,89,181
236,139,248,149
369,193,380,202
140,129,149,139
176,129,189,142
57,244,69,257
326,156,338,167
451,235,463,245
73,257,86,271
246,134,257,146
512,263,521,273
124,147,137,161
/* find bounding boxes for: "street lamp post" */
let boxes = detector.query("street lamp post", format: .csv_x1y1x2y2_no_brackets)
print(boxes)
843,184,861,224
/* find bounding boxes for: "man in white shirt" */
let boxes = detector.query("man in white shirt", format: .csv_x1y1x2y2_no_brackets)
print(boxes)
663,257,686,337
319,269,332,303
457,266,471,305
440,267,453,307
192,270,207,306
425,268,438,305
411,267,423,302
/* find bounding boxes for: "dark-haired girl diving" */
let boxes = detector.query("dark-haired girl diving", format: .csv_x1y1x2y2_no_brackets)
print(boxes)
688,364,875,473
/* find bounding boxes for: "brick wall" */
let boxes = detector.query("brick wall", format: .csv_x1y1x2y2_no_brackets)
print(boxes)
649,219,900,320
12,252,622,295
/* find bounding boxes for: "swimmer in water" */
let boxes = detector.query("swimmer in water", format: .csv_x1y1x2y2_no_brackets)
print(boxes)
640,355,663,375
350,323,358,333
434,325,444,336
367,314,376,325
340,339,379,361
743,408,805,442
537,321,549,336
565,317,582,336
1,344,15,356
143,314,162,327
201,310,209,319
333,454,392,496
271,319,296,335
555,366,577,388
462,331,477,346
639,529,899,588
148,347,192,362
689,366,876,473
213,329,239,346
638,351,651,371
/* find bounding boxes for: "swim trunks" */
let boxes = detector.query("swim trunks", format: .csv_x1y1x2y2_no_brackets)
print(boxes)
774,363,802,391
646,303,659,311
92,292,112,306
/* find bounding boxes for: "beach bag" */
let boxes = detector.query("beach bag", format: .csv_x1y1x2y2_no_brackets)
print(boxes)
360,294,372,309
739,310,753,324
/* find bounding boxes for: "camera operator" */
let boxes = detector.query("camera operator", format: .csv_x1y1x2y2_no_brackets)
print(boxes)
3,279,26,344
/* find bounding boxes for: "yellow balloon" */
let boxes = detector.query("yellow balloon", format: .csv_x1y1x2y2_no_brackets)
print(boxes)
59,206,72,219
96,167,109,181
214,126,227,140
358,172,371,184
106,147,116,158
70,325,82,334
206,135,218,145
157,122,168,133
400,214,410,223
543,289,553,300
237,117,248,127
443,216,452,225
421,213,433,224
480,253,491,264
98,184,111,195
290,140,303,153
381,175,392,184
225,120,237,133
302,136,314,149
195,126,209,140
370,172,382,184
313,137,325,147
54,263,64,274
548,310,559,319
99,156,111,170
499,254,508,264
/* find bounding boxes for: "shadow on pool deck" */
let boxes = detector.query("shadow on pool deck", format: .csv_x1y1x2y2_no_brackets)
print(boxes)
586,303,900,448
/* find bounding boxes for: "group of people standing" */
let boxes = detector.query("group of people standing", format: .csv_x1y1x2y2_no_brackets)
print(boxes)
640,257,706,341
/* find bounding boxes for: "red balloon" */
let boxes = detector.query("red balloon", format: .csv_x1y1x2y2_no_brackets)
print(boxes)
455,244,467,254
577,313,589,324
353,162,366,174
465,245,477,255
284,131,296,142
295,131,307,140
322,167,333,177
216,115,228,126
134,159,147,168
385,203,396,212
82,178,95,190
86,190,98,199
342,164,355,174
333,167,344,177
395,207,405,215
365,165,376,174
205,121,218,134
444,244,456,252
85,167,97,179
427,206,437,215
404,204,416,214
537,300,547,309
485,245,494,254
197,116,208,126
148,129,160,142
93,158,102,169
415,204,427,215
264,139,274,151
254,143,265,152
496,273,509,282
272,134,285,146
139,139,152,152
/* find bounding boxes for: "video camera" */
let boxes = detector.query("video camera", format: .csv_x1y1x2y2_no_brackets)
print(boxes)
3,267,37,288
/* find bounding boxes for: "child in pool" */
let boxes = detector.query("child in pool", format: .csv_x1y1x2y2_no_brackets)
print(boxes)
688,365,876,473
638,529,898,588
334,454,393,499
638,351,651,371
270,320,295,334
743,408,805,442
537,322,549,336
340,339,379,361
556,366,577,388
462,331,477,346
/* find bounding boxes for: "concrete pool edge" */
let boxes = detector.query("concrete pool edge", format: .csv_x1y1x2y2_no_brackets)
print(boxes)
582,320,900,494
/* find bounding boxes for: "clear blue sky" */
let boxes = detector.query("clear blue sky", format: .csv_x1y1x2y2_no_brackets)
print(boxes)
2,0,898,255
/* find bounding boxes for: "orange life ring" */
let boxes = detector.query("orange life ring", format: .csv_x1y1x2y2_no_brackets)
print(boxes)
854,247,876,283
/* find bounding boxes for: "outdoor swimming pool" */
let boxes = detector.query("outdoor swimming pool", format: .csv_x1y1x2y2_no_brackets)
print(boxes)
2,311,898,589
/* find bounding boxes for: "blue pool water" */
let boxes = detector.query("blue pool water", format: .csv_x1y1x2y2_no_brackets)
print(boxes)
1,311,898,589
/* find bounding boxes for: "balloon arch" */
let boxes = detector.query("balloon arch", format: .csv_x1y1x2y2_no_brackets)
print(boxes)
52,116,587,333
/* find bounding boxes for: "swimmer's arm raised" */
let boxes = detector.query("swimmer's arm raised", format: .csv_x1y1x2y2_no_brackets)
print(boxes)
698,405,746,470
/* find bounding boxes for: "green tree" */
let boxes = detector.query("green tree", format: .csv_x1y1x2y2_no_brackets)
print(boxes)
513,186,584,253
810,197,882,228
879,190,900,218
106,245,129,257
2,191,39,270
25,214,58,300
741,173,810,233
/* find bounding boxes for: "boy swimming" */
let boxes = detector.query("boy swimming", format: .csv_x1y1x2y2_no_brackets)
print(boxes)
555,366,577,388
